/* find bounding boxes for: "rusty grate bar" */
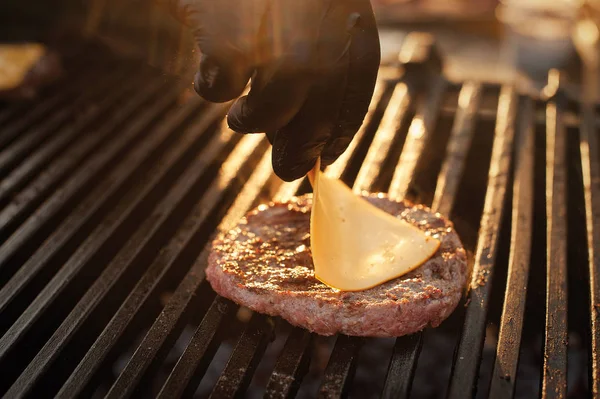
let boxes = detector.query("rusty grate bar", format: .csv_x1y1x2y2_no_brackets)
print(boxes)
381,333,422,399
447,85,518,399
542,73,568,398
353,80,412,193
319,335,364,398
0,66,133,182
580,100,600,396
264,328,313,399
432,82,482,216
157,296,238,398
489,97,534,399
208,314,275,398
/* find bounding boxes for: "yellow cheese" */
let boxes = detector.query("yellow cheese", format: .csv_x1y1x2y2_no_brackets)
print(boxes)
0,44,45,91
309,160,440,291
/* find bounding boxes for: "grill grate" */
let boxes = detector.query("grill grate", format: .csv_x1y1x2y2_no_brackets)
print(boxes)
447,85,518,399
489,96,534,399
0,35,596,398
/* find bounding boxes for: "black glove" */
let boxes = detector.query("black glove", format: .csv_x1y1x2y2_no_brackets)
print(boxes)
165,0,380,181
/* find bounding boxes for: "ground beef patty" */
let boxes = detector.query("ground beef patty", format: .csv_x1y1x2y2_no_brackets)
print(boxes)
207,194,468,337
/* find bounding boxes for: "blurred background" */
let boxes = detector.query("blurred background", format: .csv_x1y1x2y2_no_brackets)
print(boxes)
1,0,599,99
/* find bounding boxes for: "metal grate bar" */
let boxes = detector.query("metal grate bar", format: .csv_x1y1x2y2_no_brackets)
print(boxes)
580,101,600,396
0,82,182,281
388,78,446,199
0,79,167,303
319,335,364,398
489,97,535,399
382,81,472,399
381,333,422,399
157,296,238,399
209,314,276,398
447,86,518,399
158,149,276,398
63,134,266,398
0,93,206,366
3,103,229,396
0,68,150,208
353,82,411,194
542,78,568,398
0,64,126,175
264,328,313,399
432,82,482,216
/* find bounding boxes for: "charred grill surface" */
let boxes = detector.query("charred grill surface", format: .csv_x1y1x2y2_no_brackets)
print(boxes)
0,35,594,398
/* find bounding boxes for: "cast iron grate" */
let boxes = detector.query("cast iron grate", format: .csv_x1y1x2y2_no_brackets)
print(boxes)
0,34,596,398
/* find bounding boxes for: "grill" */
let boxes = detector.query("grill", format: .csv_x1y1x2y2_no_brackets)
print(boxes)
0,33,597,399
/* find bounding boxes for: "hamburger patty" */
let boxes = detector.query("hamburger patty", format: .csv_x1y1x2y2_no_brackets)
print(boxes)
206,194,468,337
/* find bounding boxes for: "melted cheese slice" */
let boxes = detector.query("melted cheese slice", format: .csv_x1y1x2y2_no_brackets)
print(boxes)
309,161,440,291
0,44,45,91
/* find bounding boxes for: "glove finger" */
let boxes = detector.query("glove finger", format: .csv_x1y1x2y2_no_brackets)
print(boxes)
226,0,325,133
320,0,381,165
227,60,313,134
271,58,350,182
194,52,252,103
168,0,267,103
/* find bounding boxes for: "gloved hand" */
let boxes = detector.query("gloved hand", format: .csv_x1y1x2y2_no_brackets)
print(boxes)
164,0,380,181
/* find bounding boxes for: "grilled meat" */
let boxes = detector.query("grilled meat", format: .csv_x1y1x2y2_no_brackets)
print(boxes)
207,194,468,337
